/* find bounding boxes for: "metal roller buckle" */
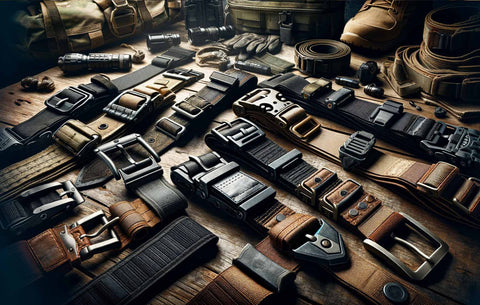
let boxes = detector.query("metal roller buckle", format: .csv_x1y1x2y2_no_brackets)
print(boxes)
103,90,157,123
363,212,449,281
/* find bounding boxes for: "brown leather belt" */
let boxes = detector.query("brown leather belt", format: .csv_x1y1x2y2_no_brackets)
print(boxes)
0,69,203,202
384,4,480,105
294,39,351,77
232,88,480,228
171,153,440,305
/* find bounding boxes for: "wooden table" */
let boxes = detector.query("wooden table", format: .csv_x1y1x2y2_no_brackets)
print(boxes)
1,23,479,305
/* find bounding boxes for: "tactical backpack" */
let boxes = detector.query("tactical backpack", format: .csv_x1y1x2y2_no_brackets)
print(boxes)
15,0,182,59
225,0,345,45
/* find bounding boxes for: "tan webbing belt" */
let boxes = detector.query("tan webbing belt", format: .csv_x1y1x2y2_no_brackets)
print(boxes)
232,88,480,228
0,72,196,201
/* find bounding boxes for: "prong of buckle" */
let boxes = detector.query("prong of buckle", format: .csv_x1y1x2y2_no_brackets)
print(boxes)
363,212,449,281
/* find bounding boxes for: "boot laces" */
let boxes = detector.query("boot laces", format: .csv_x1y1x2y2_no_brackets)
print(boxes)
365,0,398,13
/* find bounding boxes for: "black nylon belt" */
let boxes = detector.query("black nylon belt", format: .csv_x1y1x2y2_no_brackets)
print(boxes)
204,118,449,281
75,70,258,189
67,216,218,305
259,73,480,174
0,46,196,168
294,39,351,77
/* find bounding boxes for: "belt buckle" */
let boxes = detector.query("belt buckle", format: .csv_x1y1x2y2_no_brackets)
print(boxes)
103,90,155,123
211,118,266,150
171,100,205,120
0,181,84,234
369,100,403,127
453,177,480,214
339,131,376,170
45,87,94,116
162,68,204,83
110,0,137,38
363,212,449,281
420,122,480,168
54,120,101,157
290,115,321,140
95,134,162,189
69,211,121,260
293,219,348,267
0,128,22,153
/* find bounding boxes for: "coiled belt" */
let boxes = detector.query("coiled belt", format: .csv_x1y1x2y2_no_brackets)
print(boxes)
294,39,351,77
423,4,480,54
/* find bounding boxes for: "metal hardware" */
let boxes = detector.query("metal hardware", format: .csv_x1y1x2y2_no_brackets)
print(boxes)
155,117,187,140
417,161,457,194
110,0,138,38
103,90,156,122
44,87,94,115
369,100,403,127
79,217,119,239
293,219,348,266
324,87,354,110
211,118,266,150
95,133,160,181
290,115,321,139
70,210,121,260
363,212,449,281
321,179,363,221
339,131,376,170
162,68,204,83
0,181,84,235
53,121,101,157
420,122,480,169
172,100,204,120
453,177,480,214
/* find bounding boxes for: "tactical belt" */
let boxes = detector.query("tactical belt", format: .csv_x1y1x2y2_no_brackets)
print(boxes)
0,138,189,294
205,118,449,281
171,153,439,304
0,181,84,237
259,73,480,172
75,70,258,189
0,69,203,202
294,39,351,77
231,88,480,228
68,216,218,305
0,46,196,168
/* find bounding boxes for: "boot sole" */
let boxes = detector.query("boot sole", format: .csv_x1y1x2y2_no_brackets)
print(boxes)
340,32,397,52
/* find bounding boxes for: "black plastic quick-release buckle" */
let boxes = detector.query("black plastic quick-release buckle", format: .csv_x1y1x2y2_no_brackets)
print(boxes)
45,86,94,116
94,133,162,189
293,219,348,267
369,100,403,127
68,211,121,260
420,122,480,169
0,181,84,236
211,118,266,150
339,131,376,170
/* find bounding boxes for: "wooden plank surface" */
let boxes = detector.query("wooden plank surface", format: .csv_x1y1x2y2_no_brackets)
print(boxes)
1,22,479,305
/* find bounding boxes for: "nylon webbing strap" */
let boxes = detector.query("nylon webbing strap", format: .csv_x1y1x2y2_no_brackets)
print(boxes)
294,39,351,77
0,69,202,202
172,153,439,304
231,88,480,228
259,73,480,174
75,70,257,189
0,46,195,168
68,216,218,305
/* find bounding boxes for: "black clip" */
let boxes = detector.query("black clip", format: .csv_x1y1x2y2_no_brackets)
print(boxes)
339,131,376,170
278,11,294,45
370,100,403,127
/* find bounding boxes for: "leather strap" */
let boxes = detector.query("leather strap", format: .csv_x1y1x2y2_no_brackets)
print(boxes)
231,88,480,228
423,4,480,54
294,39,351,77
259,73,480,172
0,69,202,202
68,216,218,305
75,70,258,189
171,153,438,305
0,46,196,168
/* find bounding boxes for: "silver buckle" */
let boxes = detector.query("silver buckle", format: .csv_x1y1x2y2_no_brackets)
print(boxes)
417,161,458,194
155,117,186,140
68,211,121,260
453,177,480,214
94,133,160,180
171,100,204,120
162,68,204,82
363,212,449,281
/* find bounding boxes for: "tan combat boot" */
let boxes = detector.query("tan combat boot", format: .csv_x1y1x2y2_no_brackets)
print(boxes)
340,0,430,51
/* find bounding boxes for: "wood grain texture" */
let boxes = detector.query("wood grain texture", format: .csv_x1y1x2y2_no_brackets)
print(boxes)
0,22,479,305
